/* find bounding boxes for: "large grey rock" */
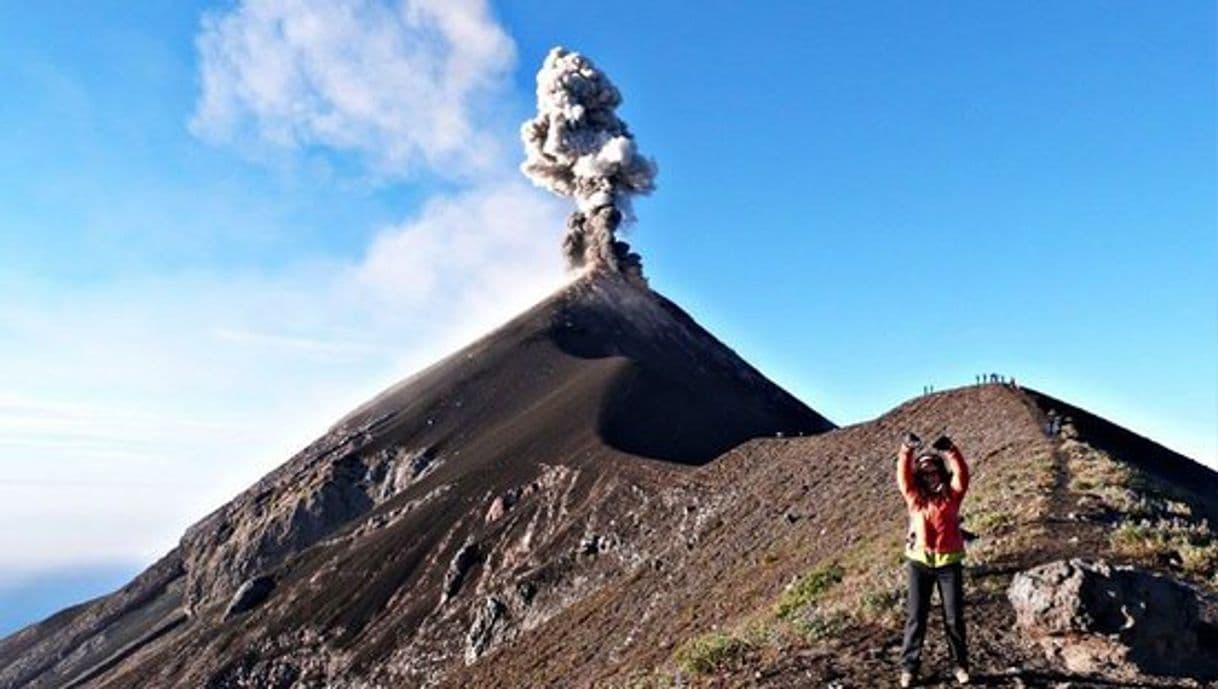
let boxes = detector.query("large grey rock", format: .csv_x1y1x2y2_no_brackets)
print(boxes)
441,542,480,605
224,575,276,620
1008,559,1203,677
464,596,508,665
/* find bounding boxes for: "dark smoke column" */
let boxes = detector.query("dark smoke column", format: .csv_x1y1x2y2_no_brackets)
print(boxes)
520,47,657,283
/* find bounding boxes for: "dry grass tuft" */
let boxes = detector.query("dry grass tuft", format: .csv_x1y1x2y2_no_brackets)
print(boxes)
672,631,754,675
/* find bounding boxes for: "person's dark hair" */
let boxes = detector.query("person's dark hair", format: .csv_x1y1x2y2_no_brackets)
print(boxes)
913,452,950,501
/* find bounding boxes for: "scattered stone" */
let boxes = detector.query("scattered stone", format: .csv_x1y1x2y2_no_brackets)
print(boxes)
486,496,508,523
485,488,521,523
441,542,479,604
515,579,537,605
1008,559,1206,678
224,575,275,619
405,448,437,481
465,596,508,664
577,534,605,556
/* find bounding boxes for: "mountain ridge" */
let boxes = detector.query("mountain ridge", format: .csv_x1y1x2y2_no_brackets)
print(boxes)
2,276,1214,688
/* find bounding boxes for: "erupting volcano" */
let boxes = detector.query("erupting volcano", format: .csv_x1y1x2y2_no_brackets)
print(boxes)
4,46,1215,689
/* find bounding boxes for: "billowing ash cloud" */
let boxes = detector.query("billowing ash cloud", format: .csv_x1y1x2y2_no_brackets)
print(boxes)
520,47,657,280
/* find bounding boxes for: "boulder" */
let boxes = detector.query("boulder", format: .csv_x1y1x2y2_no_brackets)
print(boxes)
465,596,508,664
224,575,276,619
1008,559,1204,677
441,542,480,604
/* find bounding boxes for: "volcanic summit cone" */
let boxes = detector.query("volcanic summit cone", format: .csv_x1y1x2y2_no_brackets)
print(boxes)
0,273,832,689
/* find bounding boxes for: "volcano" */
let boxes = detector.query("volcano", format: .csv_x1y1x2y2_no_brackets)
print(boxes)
0,274,832,689
4,274,1216,689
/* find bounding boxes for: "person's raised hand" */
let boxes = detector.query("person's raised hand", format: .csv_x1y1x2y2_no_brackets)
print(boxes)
932,434,954,451
903,432,923,450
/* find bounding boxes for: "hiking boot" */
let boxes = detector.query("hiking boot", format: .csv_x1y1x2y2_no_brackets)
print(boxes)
899,670,914,688
953,666,971,685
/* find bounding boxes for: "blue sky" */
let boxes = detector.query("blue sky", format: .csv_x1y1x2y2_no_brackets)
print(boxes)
0,1,1214,632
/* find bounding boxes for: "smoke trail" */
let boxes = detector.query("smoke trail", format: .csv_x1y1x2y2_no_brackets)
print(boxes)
520,47,657,281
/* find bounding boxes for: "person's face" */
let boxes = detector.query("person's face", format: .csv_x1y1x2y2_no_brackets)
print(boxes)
928,469,945,490
917,464,945,492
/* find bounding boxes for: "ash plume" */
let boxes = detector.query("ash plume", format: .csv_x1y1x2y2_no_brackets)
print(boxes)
520,47,657,281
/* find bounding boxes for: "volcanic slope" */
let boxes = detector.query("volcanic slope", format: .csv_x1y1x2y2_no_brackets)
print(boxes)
0,273,832,689
450,384,1218,688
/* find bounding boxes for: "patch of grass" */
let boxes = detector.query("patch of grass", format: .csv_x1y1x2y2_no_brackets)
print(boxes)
967,510,1013,533
774,562,844,621
1180,541,1218,577
1110,518,1218,582
791,609,848,641
672,631,753,675
1069,476,1095,492
1063,438,1195,520
1069,436,1216,590
961,444,1055,565
858,587,903,622
738,619,780,648
611,672,679,689
971,572,1012,596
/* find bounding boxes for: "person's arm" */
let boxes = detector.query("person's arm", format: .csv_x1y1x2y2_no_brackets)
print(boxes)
896,433,920,505
933,435,970,498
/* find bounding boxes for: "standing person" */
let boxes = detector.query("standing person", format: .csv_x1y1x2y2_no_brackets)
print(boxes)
896,433,971,687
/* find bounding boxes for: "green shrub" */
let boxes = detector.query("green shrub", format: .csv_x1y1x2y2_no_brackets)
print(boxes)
793,610,848,641
672,631,752,675
1069,477,1095,492
1180,541,1218,577
774,563,844,620
613,672,677,689
1111,519,1218,582
859,588,903,619
968,510,1013,533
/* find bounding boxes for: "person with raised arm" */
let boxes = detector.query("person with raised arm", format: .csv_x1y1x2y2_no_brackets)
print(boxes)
896,432,971,687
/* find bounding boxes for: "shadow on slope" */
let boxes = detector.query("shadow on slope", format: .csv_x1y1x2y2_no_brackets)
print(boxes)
551,278,833,463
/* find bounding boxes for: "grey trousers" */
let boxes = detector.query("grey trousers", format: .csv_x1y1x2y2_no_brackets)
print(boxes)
901,560,968,671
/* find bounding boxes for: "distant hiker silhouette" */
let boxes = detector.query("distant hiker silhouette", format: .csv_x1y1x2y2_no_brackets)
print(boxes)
1046,410,1062,436
896,432,971,687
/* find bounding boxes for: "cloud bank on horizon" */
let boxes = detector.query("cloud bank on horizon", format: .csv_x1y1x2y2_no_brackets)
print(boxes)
0,0,568,577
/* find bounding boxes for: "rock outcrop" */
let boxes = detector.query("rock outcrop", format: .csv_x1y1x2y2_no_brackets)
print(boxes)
464,596,508,664
223,576,276,620
1008,558,1214,678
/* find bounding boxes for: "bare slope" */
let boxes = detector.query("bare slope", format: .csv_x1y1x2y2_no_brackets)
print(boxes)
447,384,1216,688
0,273,831,689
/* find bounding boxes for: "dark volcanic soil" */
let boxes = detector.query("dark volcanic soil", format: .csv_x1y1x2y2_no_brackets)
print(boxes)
0,273,831,689
1,274,1213,689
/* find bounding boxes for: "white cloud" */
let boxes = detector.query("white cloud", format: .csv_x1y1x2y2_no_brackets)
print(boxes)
191,0,515,177
0,199,562,572
356,182,567,305
0,0,573,576
0,190,566,570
